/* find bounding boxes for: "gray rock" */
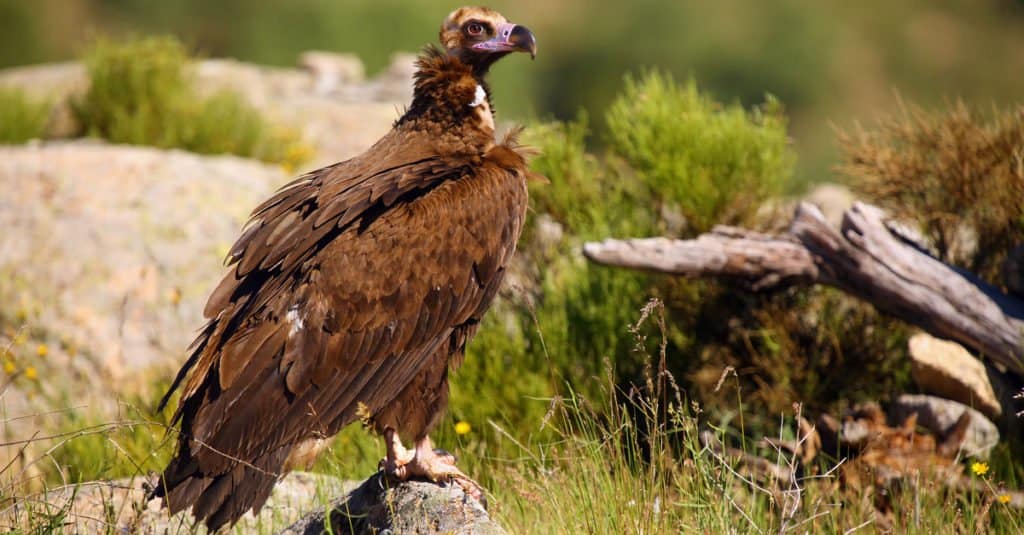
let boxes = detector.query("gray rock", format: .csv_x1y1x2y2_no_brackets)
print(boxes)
281,473,505,535
300,51,366,94
0,141,290,477
889,394,999,458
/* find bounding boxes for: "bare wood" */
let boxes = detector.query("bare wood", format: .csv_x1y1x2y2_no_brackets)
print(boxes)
583,201,1024,375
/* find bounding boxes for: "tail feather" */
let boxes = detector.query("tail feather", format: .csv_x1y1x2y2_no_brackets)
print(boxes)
153,441,288,531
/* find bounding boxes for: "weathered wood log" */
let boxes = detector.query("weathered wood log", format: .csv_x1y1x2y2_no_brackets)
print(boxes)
583,201,1024,376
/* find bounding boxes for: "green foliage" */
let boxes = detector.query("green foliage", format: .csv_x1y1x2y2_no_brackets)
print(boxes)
73,36,309,167
522,115,652,239
73,36,191,146
606,72,794,235
466,72,907,440
839,101,1024,283
0,86,49,143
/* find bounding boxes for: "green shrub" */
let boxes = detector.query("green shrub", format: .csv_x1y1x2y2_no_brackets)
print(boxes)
0,86,49,143
606,71,794,235
839,101,1024,283
522,115,653,240
473,72,910,440
73,36,310,168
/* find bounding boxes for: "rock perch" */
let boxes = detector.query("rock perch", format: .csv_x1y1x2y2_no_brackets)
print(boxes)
281,473,505,535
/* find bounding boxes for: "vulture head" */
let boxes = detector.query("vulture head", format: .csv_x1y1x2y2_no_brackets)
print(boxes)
440,6,537,73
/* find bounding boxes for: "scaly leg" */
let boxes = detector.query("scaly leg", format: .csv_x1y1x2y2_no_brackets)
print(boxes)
380,427,415,473
383,434,484,503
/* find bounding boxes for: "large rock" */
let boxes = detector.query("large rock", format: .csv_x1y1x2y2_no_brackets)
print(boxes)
907,332,1001,419
889,394,999,458
0,141,289,379
282,473,505,535
0,142,290,480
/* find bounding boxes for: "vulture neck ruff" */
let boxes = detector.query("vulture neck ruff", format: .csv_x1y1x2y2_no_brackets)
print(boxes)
397,47,496,145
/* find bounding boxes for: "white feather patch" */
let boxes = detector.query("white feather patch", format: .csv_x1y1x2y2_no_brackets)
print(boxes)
470,84,487,108
286,306,304,336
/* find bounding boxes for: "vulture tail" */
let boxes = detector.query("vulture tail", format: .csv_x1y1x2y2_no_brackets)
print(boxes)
151,441,288,531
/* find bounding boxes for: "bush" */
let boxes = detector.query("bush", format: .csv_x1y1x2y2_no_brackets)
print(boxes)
73,36,310,168
0,86,49,143
481,71,910,439
438,72,806,446
839,101,1024,283
606,71,794,235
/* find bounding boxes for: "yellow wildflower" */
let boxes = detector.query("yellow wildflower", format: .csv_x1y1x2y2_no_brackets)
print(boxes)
3,361,15,375
36,344,48,358
25,366,38,380
971,461,989,476
168,287,182,306
998,494,1011,504
454,421,471,435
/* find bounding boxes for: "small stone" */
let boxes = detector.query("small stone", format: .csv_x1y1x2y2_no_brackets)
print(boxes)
908,333,1001,419
889,394,999,459
803,183,854,229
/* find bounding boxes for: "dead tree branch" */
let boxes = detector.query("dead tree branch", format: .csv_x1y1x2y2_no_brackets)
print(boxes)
583,201,1024,375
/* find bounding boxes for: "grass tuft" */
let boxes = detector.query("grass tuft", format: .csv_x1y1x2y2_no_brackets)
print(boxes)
72,35,311,167
0,87,50,144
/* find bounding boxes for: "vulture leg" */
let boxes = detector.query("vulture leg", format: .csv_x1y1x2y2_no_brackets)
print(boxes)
386,435,484,502
381,427,415,472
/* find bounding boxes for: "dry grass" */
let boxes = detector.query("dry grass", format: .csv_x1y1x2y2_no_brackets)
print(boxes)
838,100,1024,283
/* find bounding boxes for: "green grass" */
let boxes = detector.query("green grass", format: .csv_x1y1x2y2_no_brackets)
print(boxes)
2,307,1020,533
0,86,49,144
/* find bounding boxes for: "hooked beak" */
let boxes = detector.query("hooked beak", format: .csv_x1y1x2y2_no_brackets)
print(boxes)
473,23,537,59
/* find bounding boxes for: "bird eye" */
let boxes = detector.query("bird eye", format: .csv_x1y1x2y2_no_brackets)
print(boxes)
466,22,484,36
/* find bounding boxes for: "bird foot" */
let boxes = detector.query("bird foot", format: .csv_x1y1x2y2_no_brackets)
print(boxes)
379,428,415,473
382,435,485,505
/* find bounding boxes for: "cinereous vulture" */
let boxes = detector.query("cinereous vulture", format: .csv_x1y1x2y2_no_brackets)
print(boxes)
152,6,539,530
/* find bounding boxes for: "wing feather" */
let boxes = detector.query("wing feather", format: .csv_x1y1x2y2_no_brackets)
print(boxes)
158,132,530,527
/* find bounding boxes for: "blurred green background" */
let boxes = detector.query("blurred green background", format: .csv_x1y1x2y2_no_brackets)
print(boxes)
5,0,1024,186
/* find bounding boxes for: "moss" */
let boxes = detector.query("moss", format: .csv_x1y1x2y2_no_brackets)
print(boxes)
0,86,50,143
72,35,310,166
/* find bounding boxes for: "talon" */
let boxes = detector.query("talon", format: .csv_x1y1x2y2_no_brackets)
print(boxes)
381,435,486,505
433,448,457,465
